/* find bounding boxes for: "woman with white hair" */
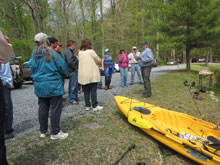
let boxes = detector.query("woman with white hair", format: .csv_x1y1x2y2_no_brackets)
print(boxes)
29,32,68,140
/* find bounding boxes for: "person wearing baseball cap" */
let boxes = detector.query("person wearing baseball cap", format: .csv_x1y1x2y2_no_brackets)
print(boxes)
128,46,143,85
55,42,62,56
102,48,114,90
29,32,68,140
137,40,154,97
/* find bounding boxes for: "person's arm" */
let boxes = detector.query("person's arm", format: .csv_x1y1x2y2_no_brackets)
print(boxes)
0,30,12,64
91,50,101,65
54,52,67,77
102,58,105,71
118,54,124,62
123,54,129,63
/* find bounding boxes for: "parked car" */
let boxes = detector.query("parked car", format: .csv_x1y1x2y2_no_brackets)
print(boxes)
192,58,198,63
114,63,120,72
22,62,32,81
10,57,23,89
167,60,177,65
198,57,206,63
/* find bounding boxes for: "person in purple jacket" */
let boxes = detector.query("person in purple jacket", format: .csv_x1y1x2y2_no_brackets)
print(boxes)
118,49,129,87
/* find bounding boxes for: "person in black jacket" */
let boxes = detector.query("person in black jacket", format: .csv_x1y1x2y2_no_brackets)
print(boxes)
64,40,79,105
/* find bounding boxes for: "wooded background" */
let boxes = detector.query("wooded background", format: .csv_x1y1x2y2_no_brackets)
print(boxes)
1,0,220,70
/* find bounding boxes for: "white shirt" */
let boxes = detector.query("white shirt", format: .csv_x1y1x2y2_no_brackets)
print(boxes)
128,51,140,64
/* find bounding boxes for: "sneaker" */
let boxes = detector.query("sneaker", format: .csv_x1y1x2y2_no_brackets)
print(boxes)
51,131,68,140
93,105,103,111
86,107,91,111
40,133,47,138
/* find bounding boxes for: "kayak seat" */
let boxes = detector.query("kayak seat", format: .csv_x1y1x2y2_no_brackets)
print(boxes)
133,107,151,115
207,136,220,150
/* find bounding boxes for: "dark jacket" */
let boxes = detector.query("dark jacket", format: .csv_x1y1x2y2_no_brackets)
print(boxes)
64,48,78,73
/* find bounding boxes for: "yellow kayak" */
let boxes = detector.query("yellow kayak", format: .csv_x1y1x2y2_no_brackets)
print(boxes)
115,96,220,165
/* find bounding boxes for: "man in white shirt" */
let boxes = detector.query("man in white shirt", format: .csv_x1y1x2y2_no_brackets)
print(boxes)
128,46,143,85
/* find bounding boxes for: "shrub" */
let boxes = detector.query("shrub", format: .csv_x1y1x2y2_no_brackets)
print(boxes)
11,40,33,62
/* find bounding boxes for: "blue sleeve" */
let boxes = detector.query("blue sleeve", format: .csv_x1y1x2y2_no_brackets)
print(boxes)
28,58,32,69
140,49,153,62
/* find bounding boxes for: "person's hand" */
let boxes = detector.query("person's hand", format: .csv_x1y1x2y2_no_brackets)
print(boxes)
102,67,105,71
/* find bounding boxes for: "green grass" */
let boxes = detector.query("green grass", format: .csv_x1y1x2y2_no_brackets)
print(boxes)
7,64,220,165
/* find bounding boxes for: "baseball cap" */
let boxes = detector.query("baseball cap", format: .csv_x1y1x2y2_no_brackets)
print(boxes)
132,46,137,50
34,32,48,43
141,41,148,45
57,42,62,46
105,48,110,52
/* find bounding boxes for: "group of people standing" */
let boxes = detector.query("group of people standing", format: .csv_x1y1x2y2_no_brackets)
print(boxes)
29,33,104,140
0,30,154,164
101,41,154,98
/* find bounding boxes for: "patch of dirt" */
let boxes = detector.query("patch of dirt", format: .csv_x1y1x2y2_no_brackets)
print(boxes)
82,122,104,130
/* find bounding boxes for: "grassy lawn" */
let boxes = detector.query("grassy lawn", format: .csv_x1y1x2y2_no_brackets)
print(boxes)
7,64,220,165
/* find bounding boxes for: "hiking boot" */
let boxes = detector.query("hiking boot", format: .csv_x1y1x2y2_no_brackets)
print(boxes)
51,131,68,140
93,105,103,111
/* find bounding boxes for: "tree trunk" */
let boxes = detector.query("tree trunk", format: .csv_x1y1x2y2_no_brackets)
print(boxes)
205,47,209,66
91,0,97,49
186,43,191,71
100,0,104,56
62,0,70,48
111,0,117,59
25,0,39,34
79,0,86,39
209,47,213,63
155,32,159,59
173,49,176,62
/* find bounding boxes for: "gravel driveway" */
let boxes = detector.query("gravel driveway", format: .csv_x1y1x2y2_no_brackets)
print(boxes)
8,64,185,141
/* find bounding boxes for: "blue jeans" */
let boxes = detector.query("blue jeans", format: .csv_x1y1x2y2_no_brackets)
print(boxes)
68,71,79,103
130,63,142,83
119,67,128,87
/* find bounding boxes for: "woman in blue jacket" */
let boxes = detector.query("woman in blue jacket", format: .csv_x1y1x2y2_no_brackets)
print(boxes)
30,32,68,140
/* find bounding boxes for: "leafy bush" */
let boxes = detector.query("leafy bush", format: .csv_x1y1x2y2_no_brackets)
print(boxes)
11,40,33,62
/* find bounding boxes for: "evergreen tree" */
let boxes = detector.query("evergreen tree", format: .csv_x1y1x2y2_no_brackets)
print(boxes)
158,0,220,70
